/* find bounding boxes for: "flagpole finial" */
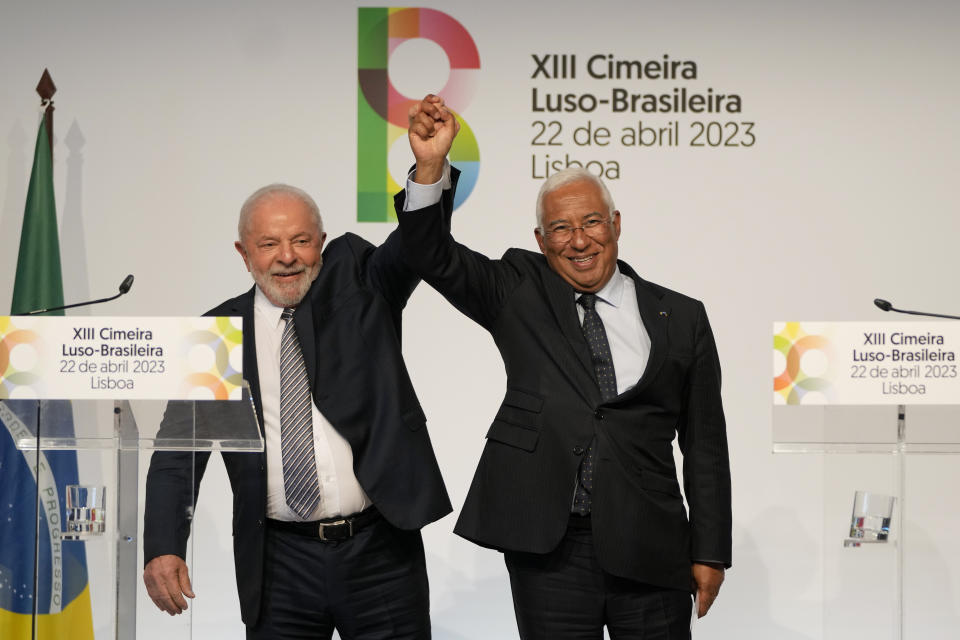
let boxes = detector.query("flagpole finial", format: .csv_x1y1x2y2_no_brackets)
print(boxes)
36,69,56,156
36,69,56,104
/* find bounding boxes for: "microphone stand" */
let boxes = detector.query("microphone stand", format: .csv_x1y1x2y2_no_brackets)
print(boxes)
25,275,134,315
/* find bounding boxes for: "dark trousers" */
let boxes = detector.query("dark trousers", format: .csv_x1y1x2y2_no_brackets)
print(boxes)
505,516,691,640
246,515,431,640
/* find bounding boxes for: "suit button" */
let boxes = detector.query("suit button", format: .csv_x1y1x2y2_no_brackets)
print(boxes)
594,409,603,420
573,446,584,456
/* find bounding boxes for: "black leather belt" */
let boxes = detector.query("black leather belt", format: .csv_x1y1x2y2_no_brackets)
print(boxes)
266,507,381,542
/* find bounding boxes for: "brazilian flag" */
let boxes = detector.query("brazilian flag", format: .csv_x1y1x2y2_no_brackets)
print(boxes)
0,116,95,637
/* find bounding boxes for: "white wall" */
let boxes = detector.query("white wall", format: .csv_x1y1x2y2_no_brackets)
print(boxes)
2,1,959,637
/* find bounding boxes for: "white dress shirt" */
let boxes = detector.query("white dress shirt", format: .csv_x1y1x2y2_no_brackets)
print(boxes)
254,286,370,520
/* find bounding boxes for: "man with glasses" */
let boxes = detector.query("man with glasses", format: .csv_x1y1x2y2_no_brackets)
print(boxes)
395,95,731,639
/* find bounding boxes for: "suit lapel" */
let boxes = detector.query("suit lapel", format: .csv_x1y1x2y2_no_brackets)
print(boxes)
294,258,342,392
234,288,265,433
541,266,602,404
619,262,669,397
545,269,593,369
293,301,317,391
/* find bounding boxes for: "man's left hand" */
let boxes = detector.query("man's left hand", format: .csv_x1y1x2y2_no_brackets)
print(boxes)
691,562,725,618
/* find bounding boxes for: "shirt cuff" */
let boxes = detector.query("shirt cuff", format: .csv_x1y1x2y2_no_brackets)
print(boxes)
402,160,451,211
693,559,728,568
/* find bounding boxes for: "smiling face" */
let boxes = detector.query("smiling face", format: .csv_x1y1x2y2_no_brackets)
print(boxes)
235,193,326,307
534,179,621,292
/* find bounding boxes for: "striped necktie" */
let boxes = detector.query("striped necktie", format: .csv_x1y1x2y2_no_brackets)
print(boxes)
280,307,321,519
573,293,617,515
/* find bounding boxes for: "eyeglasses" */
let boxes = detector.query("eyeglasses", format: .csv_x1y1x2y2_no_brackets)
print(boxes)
542,217,612,244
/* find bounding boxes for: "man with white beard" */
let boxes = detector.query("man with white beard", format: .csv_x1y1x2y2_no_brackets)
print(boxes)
143,184,451,639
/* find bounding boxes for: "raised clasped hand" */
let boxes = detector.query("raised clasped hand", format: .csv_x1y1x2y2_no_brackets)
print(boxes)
407,93,460,184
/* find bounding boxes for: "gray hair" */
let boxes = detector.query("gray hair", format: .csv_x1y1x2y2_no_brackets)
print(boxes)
535,168,616,230
238,183,324,242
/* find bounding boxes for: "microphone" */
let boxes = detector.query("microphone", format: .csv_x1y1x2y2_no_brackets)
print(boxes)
118,274,134,295
26,275,135,315
873,297,960,321
873,298,893,312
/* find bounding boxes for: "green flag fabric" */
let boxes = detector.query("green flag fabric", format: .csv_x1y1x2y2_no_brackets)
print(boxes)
11,118,63,316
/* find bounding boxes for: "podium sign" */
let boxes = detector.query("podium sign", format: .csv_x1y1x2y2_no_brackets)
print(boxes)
773,321,960,405
0,316,243,400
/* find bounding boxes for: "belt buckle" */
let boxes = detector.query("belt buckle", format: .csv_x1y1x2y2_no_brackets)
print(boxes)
317,518,351,541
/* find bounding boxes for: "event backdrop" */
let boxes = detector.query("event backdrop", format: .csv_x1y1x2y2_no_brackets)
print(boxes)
1,1,959,638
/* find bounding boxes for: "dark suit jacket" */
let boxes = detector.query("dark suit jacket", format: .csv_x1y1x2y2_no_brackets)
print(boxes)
143,228,452,626
394,172,731,593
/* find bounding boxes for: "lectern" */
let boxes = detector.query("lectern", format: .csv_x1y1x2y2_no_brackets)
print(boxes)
0,314,255,639
773,321,960,639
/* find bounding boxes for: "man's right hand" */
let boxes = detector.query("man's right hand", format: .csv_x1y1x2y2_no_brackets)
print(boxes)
408,94,459,185
143,554,195,615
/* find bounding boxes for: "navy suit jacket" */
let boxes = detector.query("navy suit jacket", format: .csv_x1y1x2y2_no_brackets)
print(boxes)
395,171,731,592
144,228,452,626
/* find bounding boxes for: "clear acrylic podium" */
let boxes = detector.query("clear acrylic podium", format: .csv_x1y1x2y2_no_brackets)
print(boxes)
773,403,960,640
5,390,262,639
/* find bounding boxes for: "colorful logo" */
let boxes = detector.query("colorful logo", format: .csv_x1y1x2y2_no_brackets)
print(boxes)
357,7,480,222
0,316,43,399
773,322,834,405
181,317,244,400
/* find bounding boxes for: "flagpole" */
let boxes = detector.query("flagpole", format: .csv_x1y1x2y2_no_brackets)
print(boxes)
31,69,55,640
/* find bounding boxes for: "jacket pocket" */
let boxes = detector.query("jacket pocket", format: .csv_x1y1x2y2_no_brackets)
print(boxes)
486,420,539,452
640,469,682,497
493,387,544,429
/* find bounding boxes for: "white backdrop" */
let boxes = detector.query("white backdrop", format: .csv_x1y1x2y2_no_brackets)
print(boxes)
2,1,959,638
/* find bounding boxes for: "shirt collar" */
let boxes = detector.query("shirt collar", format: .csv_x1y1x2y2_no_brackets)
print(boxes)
253,286,287,329
575,267,624,308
